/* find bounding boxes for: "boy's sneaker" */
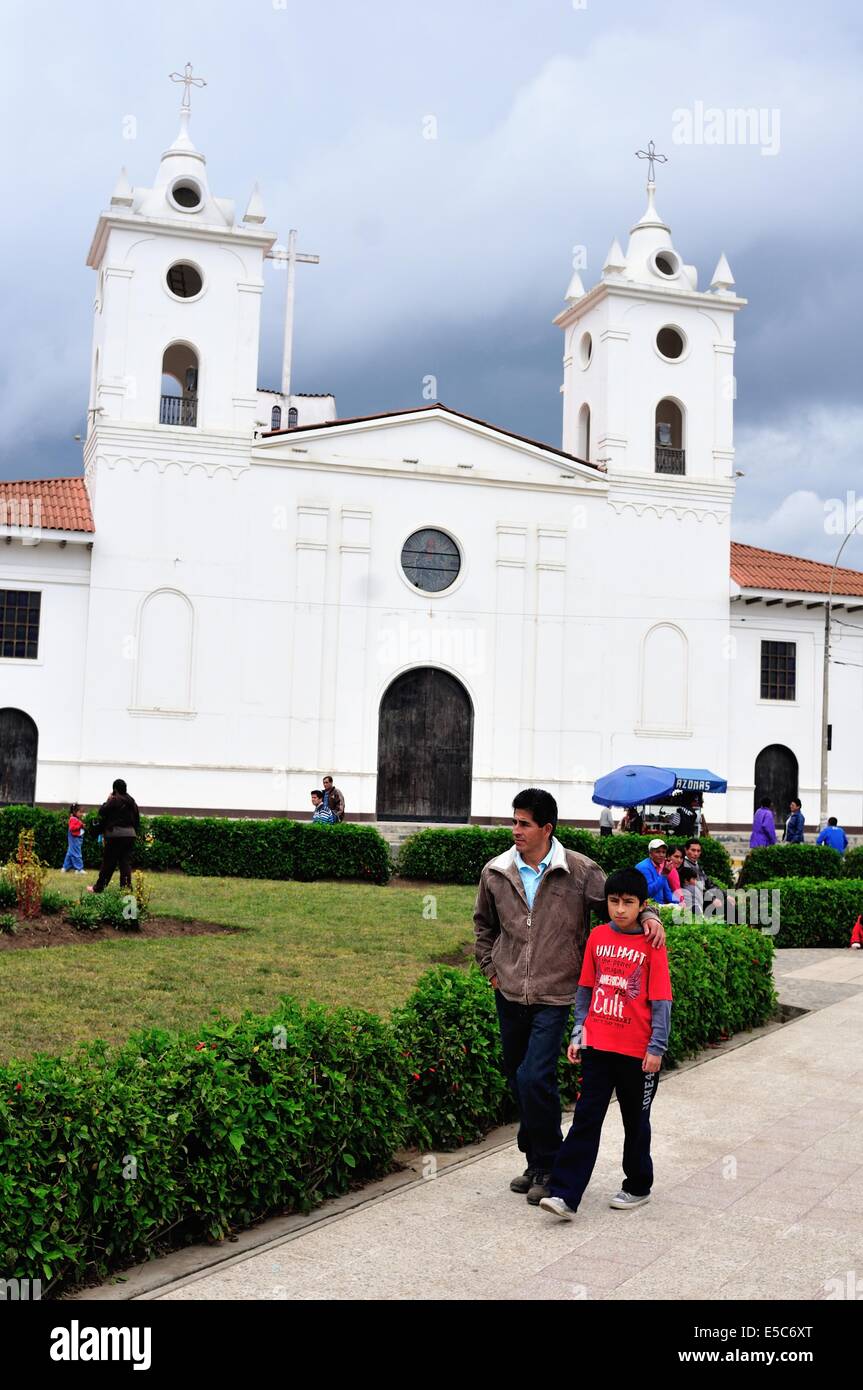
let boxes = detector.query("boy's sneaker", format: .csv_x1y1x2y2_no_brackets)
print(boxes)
526,1173,552,1205
539,1196,577,1220
609,1190,650,1209
509,1168,535,1194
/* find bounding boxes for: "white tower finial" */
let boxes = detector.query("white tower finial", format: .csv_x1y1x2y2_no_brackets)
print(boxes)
710,252,736,295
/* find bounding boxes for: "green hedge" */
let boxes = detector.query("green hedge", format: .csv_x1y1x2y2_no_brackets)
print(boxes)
843,847,863,879
390,967,582,1152
0,918,774,1293
0,805,68,866
0,1000,406,1293
397,825,732,888
659,912,776,1051
737,842,844,888
0,806,392,885
748,876,863,948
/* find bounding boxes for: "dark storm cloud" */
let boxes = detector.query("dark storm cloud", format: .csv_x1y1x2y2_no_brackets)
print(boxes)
1,0,859,564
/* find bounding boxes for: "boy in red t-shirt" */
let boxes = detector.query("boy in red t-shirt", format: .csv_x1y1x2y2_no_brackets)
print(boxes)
540,866,673,1219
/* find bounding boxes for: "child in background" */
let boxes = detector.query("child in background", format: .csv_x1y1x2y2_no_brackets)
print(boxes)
679,864,703,916
61,803,85,873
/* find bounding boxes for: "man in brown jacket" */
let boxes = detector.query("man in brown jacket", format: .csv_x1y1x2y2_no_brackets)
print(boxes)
474,787,665,1205
322,775,345,822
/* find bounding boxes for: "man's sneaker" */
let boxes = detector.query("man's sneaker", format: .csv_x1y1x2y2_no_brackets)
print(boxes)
526,1172,552,1205
609,1190,650,1209
539,1196,577,1220
509,1168,535,1194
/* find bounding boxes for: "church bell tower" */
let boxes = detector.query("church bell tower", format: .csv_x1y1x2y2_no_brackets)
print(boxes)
555,145,746,484
84,64,277,455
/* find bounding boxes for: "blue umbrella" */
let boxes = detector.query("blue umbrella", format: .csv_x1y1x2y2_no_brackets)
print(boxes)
592,764,677,808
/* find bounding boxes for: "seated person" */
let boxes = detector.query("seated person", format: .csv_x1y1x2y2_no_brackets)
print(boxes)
661,846,685,904
816,818,848,854
634,839,676,906
678,864,703,915
682,839,724,913
310,789,337,824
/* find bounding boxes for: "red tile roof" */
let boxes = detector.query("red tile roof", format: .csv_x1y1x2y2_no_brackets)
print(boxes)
0,477,94,533
731,541,863,597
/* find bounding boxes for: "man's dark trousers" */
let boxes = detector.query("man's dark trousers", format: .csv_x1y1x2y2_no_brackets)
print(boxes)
494,992,570,1172
549,1046,659,1209
94,838,134,892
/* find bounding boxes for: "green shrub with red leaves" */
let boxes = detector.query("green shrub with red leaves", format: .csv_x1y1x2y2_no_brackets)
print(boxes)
0,999,405,1295
390,965,581,1151
0,921,774,1293
655,912,777,1056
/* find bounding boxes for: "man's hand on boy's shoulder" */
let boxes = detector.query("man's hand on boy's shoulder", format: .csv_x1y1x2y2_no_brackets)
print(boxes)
641,913,666,949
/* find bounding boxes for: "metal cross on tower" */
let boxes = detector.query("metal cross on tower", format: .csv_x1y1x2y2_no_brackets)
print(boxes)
169,62,207,112
635,140,668,183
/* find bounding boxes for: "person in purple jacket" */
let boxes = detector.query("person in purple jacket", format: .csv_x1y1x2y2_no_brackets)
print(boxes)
750,798,777,848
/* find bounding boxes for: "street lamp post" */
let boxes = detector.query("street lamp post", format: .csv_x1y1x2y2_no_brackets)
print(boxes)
819,515,863,829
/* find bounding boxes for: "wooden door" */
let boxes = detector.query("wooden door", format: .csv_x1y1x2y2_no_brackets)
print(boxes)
0,708,38,805
753,744,798,822
376,669,473,821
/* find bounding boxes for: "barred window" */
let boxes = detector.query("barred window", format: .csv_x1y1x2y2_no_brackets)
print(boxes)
760,640,796,700
0,589,41,660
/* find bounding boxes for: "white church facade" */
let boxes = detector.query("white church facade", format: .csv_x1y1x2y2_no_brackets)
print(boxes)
2,92,862,830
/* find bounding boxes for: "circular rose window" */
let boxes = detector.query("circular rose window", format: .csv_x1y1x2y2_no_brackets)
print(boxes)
401,528,461,593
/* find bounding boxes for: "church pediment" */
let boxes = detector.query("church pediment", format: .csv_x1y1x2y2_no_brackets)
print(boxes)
253,404,605,491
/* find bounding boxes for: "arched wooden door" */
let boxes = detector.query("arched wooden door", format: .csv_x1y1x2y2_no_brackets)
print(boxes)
376,669,473,822
0,708,38,805
754,744,798,820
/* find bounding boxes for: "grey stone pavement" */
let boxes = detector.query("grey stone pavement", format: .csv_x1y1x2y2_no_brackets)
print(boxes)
112,949,863,1302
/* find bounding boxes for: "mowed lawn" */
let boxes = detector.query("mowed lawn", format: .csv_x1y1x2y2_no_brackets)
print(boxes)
0,870,477,1062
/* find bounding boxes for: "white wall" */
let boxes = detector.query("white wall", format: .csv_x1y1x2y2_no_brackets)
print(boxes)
66,413,742,818
726,601,863,829
0,542,91,803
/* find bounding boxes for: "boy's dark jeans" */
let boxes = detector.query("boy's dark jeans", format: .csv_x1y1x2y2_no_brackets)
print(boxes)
549,1046,659,1210
494,992,570,1172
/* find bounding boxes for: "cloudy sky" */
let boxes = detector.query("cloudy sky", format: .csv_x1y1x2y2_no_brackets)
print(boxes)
1,0,860,563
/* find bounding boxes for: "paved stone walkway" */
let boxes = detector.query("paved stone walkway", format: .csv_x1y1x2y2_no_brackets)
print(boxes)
146,949,863,1301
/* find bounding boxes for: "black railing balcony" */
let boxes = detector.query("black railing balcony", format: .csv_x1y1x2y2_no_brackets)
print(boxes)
160,395,198,427
655,445,685,475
